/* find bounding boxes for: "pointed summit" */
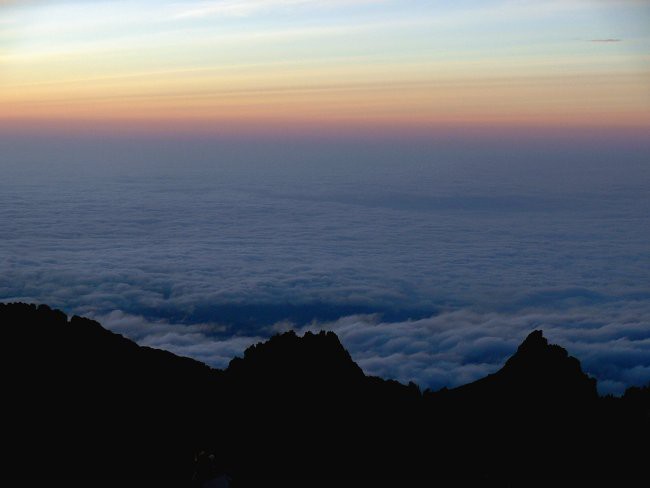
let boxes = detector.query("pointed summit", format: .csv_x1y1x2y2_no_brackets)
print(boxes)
441,330,598,404
517,329,548,350
502,330,590,386
503,329,568,370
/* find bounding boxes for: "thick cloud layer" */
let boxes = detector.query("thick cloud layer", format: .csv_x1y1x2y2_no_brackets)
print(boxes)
1,136,649,395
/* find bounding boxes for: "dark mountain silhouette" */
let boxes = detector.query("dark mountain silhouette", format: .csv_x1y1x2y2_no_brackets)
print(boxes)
434,329,598,404
2,303,648,487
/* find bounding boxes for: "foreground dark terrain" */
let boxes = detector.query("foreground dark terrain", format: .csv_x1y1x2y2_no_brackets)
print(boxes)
3,303,648,487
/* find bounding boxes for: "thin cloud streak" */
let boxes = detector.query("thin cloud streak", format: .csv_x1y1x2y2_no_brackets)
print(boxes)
173,0,384,19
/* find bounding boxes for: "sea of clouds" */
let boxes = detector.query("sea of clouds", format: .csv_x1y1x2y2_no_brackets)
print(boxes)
1,136,649,394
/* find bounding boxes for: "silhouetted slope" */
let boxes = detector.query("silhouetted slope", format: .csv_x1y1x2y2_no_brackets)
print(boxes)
3,303,225,488
425,331,610,485
436,330,597,405
219,330,423,487
2,303,648,487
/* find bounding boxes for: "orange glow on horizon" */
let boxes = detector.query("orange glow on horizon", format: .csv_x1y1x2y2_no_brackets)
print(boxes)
2,72,649,134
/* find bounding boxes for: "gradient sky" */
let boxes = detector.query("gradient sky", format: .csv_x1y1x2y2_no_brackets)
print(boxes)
1,0,649,137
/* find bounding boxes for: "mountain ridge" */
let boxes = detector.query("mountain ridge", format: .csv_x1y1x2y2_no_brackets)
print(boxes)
2,302,648,487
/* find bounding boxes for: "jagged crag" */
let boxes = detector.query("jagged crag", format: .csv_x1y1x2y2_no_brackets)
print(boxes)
2,303,648,487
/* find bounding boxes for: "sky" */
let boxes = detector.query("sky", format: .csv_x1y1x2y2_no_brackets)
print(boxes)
1,1,649,395
1,0,649,138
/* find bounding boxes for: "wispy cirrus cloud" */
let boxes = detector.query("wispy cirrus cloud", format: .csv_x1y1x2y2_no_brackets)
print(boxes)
173,0,385,19
589,38,622,42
